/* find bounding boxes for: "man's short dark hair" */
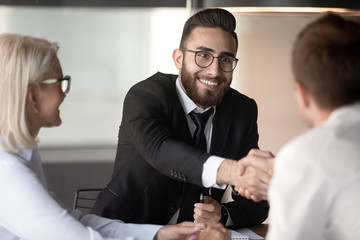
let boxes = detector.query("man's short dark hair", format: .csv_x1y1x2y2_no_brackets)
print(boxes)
292,13,360,109
179,8,238,49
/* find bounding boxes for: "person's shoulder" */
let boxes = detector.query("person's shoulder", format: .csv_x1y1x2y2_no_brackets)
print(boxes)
221,88,257,110
0,149,25,171
225,88,255,102
133,72,178,89
0,149,16,162
127,72,179,102
276,124,335,171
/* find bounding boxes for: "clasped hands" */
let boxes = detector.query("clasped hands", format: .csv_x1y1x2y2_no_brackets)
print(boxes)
155,221,230,240
155,196,230,240
155,149,274,240
183,148,275,239
193,195,230,240
217,149,275,202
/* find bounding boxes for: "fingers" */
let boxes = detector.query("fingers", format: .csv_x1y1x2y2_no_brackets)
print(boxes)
236,149,275,177
194,196,216,211
248,148,274,158
199,223,231,240
178,221,204,228
231,149,275,202
193,196,221,225
156,222,204,240
236,185,267,202
233,165,270,201
175,222,203,235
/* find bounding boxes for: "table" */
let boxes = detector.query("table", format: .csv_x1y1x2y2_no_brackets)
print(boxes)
249,223,268,238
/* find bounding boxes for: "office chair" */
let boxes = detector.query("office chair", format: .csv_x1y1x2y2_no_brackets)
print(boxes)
73,188,103,214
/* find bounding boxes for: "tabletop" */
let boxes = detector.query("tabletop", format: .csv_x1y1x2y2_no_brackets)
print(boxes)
249,223,268,238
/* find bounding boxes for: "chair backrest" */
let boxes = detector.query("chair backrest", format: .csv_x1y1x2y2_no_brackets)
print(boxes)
73,188,103,214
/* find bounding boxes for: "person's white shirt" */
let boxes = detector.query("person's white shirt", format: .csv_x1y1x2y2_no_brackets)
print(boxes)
0,143,161,240
173,78,233,226
267,102,360,240
175,78,226,189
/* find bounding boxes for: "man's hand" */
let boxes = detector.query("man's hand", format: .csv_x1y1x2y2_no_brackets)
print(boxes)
193,196,221,226
235,149,275,202
154,221,205,240
235,164,270,201
199,223,231,240
237,149,275,176
216,149,275,202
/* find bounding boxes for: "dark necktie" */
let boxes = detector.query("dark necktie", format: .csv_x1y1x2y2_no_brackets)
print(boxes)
188,108,214,151
177,108,214,222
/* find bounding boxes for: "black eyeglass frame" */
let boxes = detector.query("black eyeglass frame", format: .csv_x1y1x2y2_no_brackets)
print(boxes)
180,48,239,72
41,75,71,94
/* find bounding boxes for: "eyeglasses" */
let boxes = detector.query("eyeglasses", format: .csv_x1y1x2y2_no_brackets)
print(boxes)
41,75,71,94
180,48,238,72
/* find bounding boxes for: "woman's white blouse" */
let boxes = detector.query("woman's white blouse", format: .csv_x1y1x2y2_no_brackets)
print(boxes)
0,146,161,240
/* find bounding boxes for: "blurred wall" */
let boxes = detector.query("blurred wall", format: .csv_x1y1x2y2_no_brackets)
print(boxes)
0,6,188,153
0,6,322,158
233,13,317,154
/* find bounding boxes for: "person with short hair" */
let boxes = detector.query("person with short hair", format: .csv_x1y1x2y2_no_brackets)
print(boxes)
92,8,269,229
230,13,360,240
267,13,360,240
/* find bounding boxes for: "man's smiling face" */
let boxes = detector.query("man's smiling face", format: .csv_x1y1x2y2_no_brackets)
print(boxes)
177,27,237,108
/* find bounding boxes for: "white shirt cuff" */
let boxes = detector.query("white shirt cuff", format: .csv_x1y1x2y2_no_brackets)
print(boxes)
202,156,227,189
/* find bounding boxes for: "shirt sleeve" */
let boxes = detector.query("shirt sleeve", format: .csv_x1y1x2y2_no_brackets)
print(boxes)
0,157,158,240
78,214,162,239
202,155,226,189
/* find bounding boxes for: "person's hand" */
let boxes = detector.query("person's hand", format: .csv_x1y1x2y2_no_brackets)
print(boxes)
199,223,231,240
237,149,275,176
193,196,221,226
154,221,205,240
234,149,275,201
216,149,274,202
235,164,270,201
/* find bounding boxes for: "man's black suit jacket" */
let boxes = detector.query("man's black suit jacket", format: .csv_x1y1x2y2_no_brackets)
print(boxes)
92,72,269,229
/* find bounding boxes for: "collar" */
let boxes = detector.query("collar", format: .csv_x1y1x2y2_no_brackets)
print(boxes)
16,147,34,162
327,101,360,123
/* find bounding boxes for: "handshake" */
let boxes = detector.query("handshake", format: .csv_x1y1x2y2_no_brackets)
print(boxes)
217,149,275,202
154,149,274,240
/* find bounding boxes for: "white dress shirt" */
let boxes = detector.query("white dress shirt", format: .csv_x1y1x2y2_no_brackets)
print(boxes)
0,143,161,240
173,78,233,226
267,103,360,240
175,78,226,189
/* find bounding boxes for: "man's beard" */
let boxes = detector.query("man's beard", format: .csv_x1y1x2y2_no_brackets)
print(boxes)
180,65,231,108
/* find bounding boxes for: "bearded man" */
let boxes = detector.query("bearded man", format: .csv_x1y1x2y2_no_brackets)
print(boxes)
91,8,269,230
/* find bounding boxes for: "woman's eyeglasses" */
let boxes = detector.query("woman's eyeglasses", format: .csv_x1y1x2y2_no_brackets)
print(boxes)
41,75,71,94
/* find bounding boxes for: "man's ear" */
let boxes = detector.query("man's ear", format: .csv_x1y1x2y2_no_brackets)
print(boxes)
172,48,183,70
26,84,39,113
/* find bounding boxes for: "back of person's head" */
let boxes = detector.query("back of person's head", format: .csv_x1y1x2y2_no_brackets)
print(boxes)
179,8,238,49
0,33,59,153
292,13,360,110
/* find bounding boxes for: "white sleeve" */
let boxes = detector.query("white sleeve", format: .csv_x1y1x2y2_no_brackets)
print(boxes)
202,155,226,189
266,148,327,240
78,214,162,239
0,158,158,240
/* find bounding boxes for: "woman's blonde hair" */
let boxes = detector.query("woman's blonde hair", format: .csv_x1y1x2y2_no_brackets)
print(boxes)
0,33,59,153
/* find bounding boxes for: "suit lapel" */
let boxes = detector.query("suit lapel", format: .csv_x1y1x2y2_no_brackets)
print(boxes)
208,101,233,202
210,104,232,156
